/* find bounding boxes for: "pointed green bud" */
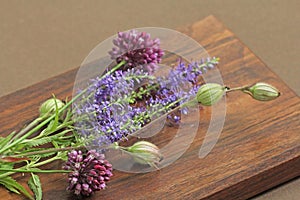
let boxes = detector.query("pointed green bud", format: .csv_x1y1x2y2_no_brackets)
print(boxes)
245,82,280,101
126,141,163,167
196,83,226,106
39,98,65,117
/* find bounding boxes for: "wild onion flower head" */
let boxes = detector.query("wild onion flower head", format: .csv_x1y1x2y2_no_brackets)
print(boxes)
63,150,113,197
108,30,164,73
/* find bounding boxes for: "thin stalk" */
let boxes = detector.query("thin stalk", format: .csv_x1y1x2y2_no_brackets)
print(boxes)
225,85,249,93
9,117,45,144
0,171,15,179
21,129,73,145
0,88,87,154
148,97,186,118
131,97,192,137
103,60,126,77
12,146,85,157
0,156,61,179
0,118,53,154
31,156,60,168
0,157,69,179
0,168,70,173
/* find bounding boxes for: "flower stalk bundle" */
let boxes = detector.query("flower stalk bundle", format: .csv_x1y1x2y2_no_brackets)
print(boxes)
0,29,280,199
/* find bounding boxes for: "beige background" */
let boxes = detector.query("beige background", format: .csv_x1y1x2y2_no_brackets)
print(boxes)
0,0,299,199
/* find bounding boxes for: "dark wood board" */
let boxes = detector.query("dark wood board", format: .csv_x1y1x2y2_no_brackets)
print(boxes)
0,15,299,200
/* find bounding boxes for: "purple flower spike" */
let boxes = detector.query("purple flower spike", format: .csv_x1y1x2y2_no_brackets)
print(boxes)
63,150,113,197
109,29,164,73
74,56,219,146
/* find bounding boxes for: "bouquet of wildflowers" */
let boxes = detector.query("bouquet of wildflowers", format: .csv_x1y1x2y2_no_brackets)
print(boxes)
0,29,280,199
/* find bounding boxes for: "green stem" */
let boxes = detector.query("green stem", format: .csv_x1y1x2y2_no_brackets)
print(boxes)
149,97,184,118
0,171,15,179
225,85,249,93
124,74,156,81
0,118,53,154
33,124,72,140
31,156,60,168
0,88,87,154
9,117,44,144
21,129,73,147
0,168,70,173
103,60,126,77
131,97,187,137
13,146,85,157
0,156,66,179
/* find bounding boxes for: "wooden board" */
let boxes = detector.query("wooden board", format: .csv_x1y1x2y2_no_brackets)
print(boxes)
0,15,299,200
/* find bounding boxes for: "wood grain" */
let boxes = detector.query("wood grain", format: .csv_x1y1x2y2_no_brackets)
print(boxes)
0,15,299,200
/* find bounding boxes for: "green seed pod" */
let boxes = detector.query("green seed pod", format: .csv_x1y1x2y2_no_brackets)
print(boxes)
196,83,226,106
245,82,280,101
39,98,65,117
126,141,163,167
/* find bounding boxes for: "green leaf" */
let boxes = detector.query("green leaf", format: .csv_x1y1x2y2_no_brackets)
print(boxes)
51,140,59,148
21,136,57,147
17,148,57,158
32,152,56,158
0,161,14,169
21,128,72,149
0,180,20,194
0,156,29,164
13,143,27,151
39,121,57,137
46,120,57,133
28,173,42,200
0,176,34,200
63,107,72,123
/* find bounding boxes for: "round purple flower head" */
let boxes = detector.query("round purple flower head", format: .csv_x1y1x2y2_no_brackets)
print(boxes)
63,150,113,197
108,29,164,73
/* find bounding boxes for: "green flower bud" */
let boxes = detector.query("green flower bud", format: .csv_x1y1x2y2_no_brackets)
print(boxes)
39,98,65,117
126,141,163,168
245,82,280,101
196,83,226,106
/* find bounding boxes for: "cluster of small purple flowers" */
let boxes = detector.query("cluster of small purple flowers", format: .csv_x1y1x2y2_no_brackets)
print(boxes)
92,69,153,143
74,68,153,147
63,150,113,196
147,57,219,124
74,58,218,146
108,30,164,73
